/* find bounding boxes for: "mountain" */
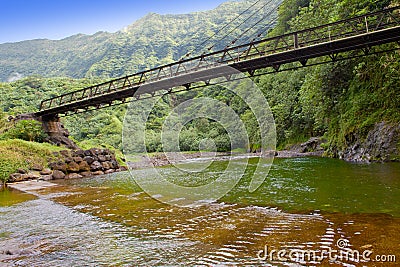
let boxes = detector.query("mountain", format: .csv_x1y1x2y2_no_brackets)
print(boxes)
1,0,399,163
0,33,112,82
0,0,280,82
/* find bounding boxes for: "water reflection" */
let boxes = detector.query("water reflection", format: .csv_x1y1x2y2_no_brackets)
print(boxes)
1,157,399,266
0,199,201,266
0,187,36,207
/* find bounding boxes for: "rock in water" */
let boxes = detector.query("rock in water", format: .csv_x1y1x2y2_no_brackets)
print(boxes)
40,168,52,175
52,170,66,180
65,173,83,179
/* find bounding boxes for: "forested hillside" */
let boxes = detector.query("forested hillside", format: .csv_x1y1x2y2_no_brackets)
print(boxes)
256,0,400,161
1,0,399,162
0,0,279,82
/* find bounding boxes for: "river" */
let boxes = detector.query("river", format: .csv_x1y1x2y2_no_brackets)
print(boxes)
1,157,399,266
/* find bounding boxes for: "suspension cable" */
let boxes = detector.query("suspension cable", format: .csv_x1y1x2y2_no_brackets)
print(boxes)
207,0,278,52
229,1,281,48
180,0,263,60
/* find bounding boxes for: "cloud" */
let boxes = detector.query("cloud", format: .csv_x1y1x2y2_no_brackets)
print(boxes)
7,72,24,82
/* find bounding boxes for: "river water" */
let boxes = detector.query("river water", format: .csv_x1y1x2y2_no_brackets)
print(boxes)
0,157,399,266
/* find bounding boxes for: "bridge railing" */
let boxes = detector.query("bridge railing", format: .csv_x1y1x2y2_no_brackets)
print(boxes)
39,6,400,112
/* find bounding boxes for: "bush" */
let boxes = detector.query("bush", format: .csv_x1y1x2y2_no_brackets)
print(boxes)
0,139,62,185
0,120,47,142
0,150,27,186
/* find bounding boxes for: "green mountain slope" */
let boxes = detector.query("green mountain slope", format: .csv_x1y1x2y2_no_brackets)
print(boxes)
0,32,112,81
1,0,398,163
0,0,280,82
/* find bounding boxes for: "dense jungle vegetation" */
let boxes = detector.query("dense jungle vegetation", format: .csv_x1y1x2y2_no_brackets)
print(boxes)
0,0,399,166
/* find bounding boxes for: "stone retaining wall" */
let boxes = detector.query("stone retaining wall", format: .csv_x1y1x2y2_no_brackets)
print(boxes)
8,148,127,183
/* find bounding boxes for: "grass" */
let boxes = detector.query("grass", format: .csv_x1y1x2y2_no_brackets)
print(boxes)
0,139,63,184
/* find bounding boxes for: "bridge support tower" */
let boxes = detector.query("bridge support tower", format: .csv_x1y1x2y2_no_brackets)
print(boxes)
13,113,78,149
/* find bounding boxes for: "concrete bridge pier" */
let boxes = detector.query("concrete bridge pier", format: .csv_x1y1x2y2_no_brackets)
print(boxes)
14,113,79,149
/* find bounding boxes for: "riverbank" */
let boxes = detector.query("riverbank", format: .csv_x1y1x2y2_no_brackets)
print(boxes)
6,147,128,184
0,139,128,186
2,130,396,187
127,149,323,170
126,137,325,169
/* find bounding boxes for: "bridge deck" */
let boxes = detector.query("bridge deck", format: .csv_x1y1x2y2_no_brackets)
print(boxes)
35,6,400,118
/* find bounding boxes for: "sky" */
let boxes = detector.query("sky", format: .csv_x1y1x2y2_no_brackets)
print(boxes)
0,0,228,44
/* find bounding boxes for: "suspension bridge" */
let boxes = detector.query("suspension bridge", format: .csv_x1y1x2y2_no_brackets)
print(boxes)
33,6,400,121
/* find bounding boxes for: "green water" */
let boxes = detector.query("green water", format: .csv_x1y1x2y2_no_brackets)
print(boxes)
1,157,399,266
0,187,36,207
224,157,400,216
52,156,400,216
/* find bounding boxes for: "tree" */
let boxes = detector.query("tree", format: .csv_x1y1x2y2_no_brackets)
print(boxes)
0,112,10,134
1,120,47,142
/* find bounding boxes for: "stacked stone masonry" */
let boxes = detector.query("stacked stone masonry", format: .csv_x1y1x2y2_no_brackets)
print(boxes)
8,148,127,182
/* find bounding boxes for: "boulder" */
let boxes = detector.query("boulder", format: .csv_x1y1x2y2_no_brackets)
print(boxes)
19,174,30,181
64,157,73,164
92,171,104,176
90,161,103,171
60,150,71,158
51,162,67,173
65,173,83,179
110,160,119,169
73,156,83,163
17,168,27,174
89,148,101,156
48,161,57,169
31,163,43,171
83,156,95,165
104,169,115,174
103,149,113,156
26,172,40,180
9,173,23,182
101,161,112,170
52,170,66,180
80,172,92,177
40,168,52,175
67,162,80,172
300,137,324,153
40,175,53,181
79,161,91,172
74,150,85,157
98,155,107,162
